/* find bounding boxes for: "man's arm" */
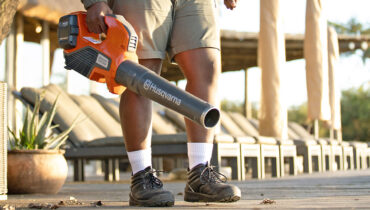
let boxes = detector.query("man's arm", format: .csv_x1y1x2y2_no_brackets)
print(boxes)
81,0,107,10
81,0,112,34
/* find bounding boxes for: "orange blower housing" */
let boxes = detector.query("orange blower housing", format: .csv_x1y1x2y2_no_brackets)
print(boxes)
58,11,138,94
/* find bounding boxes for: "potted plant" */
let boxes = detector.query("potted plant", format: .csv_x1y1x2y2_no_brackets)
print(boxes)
7,95,76,194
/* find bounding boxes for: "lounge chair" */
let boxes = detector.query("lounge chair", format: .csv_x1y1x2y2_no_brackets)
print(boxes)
349,141,368,170
325,139,344,171
221,111,283,179
227,112,297,178
163,108,242,180
289,122,354,172
342,141,355,170
288,122,322,173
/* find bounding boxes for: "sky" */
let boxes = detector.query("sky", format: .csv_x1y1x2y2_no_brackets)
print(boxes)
0,0,369,108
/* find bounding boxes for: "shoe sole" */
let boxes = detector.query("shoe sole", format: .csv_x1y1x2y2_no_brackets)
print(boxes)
184,191,241,203
129,194,175,207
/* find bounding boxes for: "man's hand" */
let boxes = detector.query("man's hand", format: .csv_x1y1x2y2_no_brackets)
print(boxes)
86,2,113,34
224,0,238,10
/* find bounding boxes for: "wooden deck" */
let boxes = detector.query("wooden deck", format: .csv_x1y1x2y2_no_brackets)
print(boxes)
2,169,370,209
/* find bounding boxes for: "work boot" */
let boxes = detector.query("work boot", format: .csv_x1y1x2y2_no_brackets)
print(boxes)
184,163,241,202
129,167,174,207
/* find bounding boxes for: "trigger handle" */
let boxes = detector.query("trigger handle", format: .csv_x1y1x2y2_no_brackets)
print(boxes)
105,14,138,52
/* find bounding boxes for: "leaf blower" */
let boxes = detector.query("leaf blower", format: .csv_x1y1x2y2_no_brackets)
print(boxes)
57,11,220,128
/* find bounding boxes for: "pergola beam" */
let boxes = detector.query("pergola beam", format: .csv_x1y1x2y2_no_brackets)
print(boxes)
161,32,370,81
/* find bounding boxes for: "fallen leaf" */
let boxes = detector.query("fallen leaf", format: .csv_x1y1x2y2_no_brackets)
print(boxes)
91,201,104,207
260,198,276,205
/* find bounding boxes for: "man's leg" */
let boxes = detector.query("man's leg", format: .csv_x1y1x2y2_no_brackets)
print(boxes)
174,48,241,202
174,48,220,142
174,48,219,168
119,59,174,207
120,59,162,153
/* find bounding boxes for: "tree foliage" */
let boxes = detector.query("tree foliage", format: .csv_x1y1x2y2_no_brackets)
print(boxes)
329,17,370,35
341,85,370,141
328,18,370,62
220,99,258,118
288,103,307,125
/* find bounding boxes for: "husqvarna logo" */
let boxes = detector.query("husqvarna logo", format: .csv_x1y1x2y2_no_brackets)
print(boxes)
143,79,181,106
144,79,151,90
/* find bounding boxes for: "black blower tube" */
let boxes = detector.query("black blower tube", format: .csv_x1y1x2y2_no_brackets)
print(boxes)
115,60,220,128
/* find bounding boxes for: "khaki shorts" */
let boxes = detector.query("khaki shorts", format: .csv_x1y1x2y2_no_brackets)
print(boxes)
110,0,220,60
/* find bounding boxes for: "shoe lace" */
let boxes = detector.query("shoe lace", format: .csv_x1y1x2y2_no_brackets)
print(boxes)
144,169,164,189
200,165,227,184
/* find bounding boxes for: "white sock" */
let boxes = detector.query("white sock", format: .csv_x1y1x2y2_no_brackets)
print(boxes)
187,143,214,170
127,148,152,175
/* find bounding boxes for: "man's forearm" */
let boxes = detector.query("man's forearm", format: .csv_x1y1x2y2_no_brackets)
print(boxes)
81,0,107,10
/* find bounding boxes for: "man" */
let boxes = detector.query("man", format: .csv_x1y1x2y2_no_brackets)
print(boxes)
81,0,240,207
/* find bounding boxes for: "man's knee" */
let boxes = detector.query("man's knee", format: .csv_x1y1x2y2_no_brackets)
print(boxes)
175,48,221,84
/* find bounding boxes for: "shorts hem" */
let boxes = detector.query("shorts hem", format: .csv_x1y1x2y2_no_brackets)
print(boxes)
137,51,166,60
169,40,220,61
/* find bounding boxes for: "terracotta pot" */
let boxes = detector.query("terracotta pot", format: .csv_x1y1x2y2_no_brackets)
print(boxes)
7,149,68,194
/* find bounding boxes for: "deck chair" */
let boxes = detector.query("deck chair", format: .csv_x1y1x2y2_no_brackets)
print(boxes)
342,141,355,170
220,111,283,179
349,141,368,170
288,122,322,173
163,108,242,180
324,138,344,171
289,122,353,172
228,112,297,178
318,137,354,171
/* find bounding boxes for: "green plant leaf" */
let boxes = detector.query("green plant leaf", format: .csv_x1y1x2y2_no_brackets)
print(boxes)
49,135,69,150
29,95,41,141
34,95,59,148
20,106,30,148
8,127,20,150
35,111,48,146
44,115,79,149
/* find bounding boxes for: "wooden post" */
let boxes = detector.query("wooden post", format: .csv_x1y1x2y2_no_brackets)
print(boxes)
314,119,319,139
41,20,50,86
329,127,334,141
336,129,342,143
244,69,252,118
6,13,23,132
14,13,24,134
5,19,15,131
